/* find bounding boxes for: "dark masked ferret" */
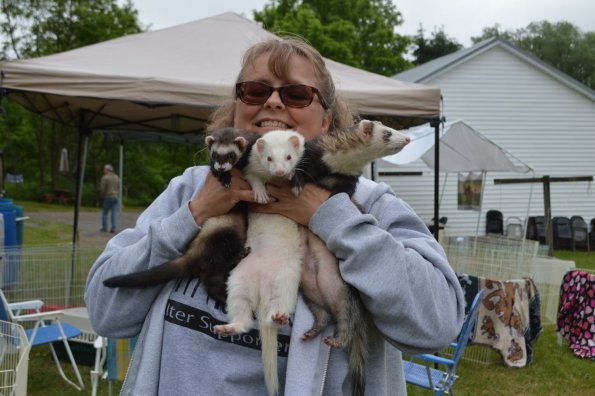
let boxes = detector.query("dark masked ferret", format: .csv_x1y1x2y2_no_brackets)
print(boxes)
103,127,259,304
294,119,410,396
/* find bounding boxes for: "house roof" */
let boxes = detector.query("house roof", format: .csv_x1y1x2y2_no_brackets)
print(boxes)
394,37,595,102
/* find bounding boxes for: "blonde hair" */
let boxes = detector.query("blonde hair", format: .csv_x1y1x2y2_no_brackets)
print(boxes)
208,37,356,132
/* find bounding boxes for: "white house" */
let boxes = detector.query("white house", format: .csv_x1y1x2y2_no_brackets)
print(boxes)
381,37,595,237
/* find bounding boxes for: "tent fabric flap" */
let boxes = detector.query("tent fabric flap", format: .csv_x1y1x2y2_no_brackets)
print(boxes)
0,12,441,133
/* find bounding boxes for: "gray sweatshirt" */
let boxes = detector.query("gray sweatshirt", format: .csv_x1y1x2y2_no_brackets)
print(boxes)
85,166,464,395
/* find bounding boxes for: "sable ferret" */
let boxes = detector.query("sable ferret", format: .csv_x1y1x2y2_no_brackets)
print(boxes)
294,119,410,396
103,127,259,304
213,130,306,396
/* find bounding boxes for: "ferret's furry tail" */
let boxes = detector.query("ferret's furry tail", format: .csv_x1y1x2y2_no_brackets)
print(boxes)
348,292,368,396
260,320,280,396
103,260,187,288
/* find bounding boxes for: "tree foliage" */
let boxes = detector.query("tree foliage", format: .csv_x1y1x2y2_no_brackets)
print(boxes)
411,25,462,65
253,0,411,76
0,0,200,206
472,21,595,90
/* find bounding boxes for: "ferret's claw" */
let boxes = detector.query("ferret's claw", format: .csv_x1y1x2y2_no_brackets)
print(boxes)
214,323,243,335
271,312,289,326
301,326,321,341
323,336,345,349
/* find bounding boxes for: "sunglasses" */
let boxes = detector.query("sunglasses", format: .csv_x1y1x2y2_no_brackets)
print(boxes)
235,81,328,109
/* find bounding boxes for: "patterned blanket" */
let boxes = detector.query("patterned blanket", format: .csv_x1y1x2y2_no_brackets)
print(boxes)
458,274,542,367
556,270,595,360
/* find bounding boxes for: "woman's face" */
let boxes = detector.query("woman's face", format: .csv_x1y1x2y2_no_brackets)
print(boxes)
233,54,332,141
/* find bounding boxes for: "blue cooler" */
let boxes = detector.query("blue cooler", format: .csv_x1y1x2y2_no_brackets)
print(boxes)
0,198,22,287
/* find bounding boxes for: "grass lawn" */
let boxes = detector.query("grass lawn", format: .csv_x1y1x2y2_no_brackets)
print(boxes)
11,201,595,395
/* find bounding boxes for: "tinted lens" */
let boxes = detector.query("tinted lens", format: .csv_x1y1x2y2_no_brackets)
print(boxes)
236,81,323,108
238,82,273,105
279,84,315,107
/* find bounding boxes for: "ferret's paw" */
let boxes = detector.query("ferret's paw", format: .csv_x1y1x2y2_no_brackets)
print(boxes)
291,185,303,197
253,190,270,204
323,336,345,349
301,326,321,341
271,312,289,326
214,323,243,335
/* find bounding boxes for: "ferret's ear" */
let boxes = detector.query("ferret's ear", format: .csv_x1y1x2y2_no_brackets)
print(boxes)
289,135,302,150
360,120,374,139
256,138,266,153
234,136,248,151
205,135,215,147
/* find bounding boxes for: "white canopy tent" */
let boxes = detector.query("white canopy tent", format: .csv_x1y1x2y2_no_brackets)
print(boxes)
0,12,440,134
383,120,533,236
0,12,444,244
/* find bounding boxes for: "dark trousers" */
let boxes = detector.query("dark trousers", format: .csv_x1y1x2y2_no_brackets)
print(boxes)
102,197,118,232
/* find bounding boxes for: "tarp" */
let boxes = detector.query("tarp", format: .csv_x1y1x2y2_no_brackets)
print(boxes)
383,120,532,173
0,11,441,135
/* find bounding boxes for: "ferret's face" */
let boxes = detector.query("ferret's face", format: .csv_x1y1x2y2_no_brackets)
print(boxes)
364,121,411,154
210,144,240,172
233,54,332,141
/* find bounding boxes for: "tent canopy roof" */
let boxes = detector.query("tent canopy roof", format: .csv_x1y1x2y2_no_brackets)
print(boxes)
382,120,532,173
0,12,441,136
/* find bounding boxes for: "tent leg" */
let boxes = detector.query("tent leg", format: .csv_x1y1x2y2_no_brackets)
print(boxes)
69,127,90,305
119,142,124,214
431,118,441,240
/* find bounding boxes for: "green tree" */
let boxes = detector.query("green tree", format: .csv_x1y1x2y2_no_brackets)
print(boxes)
254,0,411,76
472,21,595,89
411,25,462,65
0,0,168,205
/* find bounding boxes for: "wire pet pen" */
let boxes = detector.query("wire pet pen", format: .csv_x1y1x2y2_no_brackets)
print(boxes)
442,235,571,364
0,320,30,396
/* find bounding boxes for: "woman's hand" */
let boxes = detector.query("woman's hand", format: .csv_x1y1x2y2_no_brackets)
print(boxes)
189,168,255,226
250,182,331,226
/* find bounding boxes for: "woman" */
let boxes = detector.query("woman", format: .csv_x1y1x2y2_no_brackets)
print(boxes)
85,37,464,395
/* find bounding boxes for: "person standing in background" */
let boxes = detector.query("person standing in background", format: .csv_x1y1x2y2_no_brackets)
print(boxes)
100,164,120,233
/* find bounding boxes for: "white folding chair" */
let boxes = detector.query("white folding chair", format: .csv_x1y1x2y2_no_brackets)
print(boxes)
0,289,85,390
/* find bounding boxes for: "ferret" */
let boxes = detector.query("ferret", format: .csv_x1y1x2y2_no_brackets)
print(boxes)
295,119,410,396
103,127,260,304
214,130,306,396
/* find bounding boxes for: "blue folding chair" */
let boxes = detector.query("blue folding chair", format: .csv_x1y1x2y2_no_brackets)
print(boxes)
0,288,85,390
403,289,484,395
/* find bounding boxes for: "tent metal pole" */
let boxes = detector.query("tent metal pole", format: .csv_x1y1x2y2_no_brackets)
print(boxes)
69,124,90,305
72,126,90,245
119,142,124,213
430,118,441,240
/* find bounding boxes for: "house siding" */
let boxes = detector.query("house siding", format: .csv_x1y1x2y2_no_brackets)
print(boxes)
380,45,595,237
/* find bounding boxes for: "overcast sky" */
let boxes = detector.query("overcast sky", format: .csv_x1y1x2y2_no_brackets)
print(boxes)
130,0,594,47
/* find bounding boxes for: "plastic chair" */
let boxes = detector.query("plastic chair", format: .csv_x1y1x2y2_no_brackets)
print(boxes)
552,217,573,250
0,319,30,396
0,289,85,390
570,216,590,251
403,289,484,395
505,216,524,239
485,210,503,235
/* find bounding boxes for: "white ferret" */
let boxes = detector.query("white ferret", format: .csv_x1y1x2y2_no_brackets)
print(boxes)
214,130,306,396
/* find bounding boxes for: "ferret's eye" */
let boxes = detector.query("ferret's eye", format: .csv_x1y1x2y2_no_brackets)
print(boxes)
267,156,272,162
286,155,292,160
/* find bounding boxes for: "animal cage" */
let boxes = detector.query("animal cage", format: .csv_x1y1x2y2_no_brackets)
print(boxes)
0,320,30,396
0,244,103,308
441,235,574,364
0,244,104,351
